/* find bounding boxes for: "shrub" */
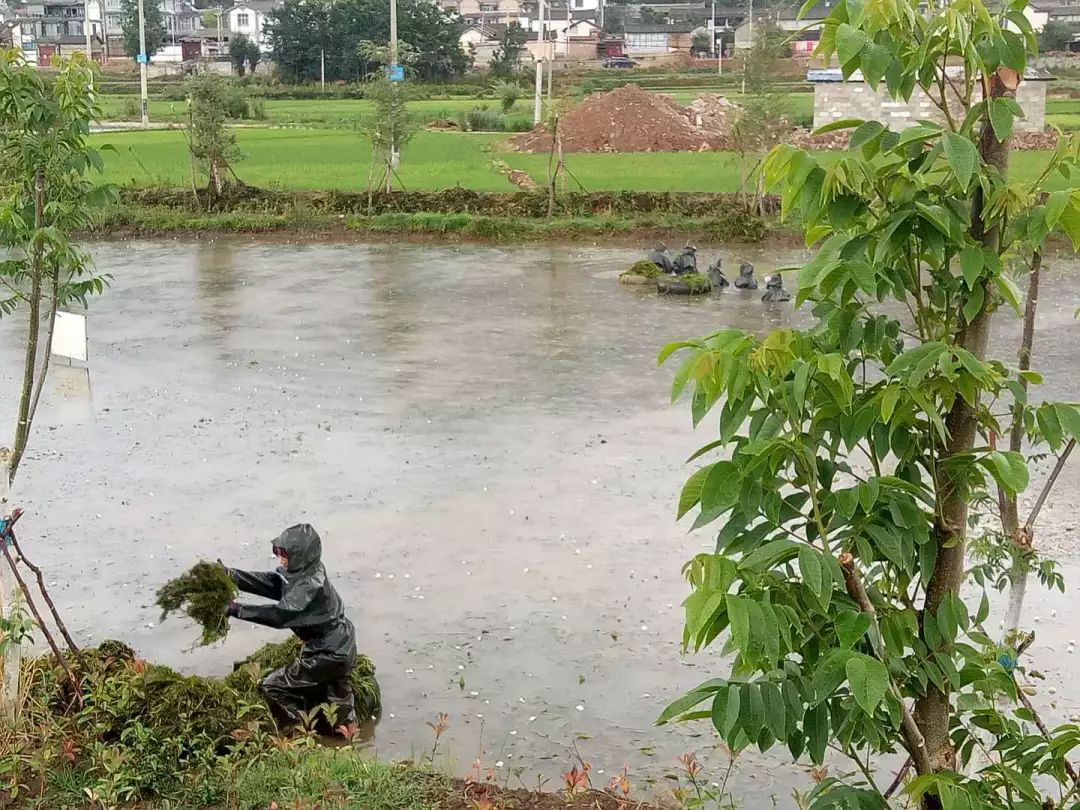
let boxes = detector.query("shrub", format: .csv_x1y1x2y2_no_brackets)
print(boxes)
495,80,522,113
460,105,505,132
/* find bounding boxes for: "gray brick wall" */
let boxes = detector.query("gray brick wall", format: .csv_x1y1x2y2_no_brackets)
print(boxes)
813,80,1047,133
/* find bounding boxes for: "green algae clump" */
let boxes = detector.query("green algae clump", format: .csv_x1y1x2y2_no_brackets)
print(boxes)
156,561,238,646
656,271,712,295
619,259,662,285
227,636,383,723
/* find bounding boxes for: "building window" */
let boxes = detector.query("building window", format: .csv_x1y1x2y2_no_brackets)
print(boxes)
236,12,250,26
479,2,497,11
574,0,582,6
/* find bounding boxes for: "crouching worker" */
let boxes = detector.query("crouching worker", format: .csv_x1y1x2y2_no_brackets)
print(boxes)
223,523,358,731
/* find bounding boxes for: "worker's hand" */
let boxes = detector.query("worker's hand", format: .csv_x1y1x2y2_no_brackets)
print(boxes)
226,602,241,618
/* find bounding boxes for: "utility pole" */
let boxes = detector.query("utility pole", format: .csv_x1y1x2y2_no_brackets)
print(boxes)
388,0,399,187
532,0,544,124
138,0,149,127
712,0,721,77
741,0,751,95
84,0,93,60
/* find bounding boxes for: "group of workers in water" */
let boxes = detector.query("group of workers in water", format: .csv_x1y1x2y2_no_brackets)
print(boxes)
647,242,792,302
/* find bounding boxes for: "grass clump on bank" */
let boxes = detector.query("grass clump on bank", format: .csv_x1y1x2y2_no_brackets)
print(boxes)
657,272,712,295
11,638,383,807
156,561,237,646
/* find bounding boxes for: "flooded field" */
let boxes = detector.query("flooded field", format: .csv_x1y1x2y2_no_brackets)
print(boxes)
2,239,1080,804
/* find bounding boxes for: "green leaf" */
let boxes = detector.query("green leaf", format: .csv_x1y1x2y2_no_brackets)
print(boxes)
740,682,765,739
1038,404,1064,450
712,684,741,738
988,96,1014,143
813,118,865,135
982,450,1029,494
835,610,872,650
959,246,983,287
846,655,889,715
962,284,985,325
849,120,885,151
813,648,854,703
995,274,1023,316
727,595,751,658
793,362,811,414
880,386,900,423
943,132,978,189
799,546,826,609
677,467,710,520
762,681,786,739
861,43,892,89
657,681,723,724
806,703,829,765
700,461,741,514
1046,190,1070,231
836,23,869,66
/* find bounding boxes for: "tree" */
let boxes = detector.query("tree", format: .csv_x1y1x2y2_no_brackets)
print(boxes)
0,49,114,711
1039,20,1078,52
246,38,262,74
659,1,1080,808
184,72,242,205
265,0,468,83
119,0,165,59
356,40,417,199
488,22,528,79
230,33,252,76
496,80,522,113
691,27,711,57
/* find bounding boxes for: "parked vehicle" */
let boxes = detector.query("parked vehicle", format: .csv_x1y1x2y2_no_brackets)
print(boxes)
602,56,637,68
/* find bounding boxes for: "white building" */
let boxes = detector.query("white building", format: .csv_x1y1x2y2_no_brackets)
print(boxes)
227,0,276,50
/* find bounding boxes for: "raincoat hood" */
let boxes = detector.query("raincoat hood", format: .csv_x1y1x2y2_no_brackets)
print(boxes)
766,275,782,289
739,262,755,277
274,524,322,573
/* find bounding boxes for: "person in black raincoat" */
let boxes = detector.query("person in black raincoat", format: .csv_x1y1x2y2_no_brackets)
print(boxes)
224,524,358,729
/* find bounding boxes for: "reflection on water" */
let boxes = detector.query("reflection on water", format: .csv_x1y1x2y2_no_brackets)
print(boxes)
0,239,1079,804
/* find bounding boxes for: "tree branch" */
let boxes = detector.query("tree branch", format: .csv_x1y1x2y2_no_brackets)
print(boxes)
1025,439,1076,533
840,553,934,777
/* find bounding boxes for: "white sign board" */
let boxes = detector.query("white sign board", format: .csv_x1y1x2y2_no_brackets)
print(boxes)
51,311,87,363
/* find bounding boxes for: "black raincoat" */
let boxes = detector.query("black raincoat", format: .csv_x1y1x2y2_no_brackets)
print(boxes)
761,276,791,302
229,524,358,727
734,262,758,290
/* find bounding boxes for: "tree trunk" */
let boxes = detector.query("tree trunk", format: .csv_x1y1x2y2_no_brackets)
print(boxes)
9,172,46,484
0,456,18,723
1003,250,1042,634
915,68,1017,789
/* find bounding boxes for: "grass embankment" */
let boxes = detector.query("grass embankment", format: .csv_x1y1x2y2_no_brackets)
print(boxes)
98,186,769,243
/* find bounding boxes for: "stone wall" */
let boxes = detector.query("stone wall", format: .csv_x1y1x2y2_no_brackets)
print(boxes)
812,79,1048,133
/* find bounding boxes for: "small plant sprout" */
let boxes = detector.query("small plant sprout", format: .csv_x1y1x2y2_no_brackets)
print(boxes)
426,712,450,764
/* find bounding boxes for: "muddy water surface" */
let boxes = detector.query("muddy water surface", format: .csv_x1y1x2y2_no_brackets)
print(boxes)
2,240,1080,804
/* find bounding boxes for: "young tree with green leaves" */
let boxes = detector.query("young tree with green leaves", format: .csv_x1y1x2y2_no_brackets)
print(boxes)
659,1,1080,807
119,0,165,59
357,40,418,199
184,72,242,205
0,49,114,712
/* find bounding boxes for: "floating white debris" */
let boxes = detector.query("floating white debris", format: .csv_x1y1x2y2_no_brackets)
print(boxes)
529,716,537,722
470,691,479,697
641,625,648,631
495,761,504,768
576,705,584,711
523,567,529,573
405,669,414,674
375,573,382,579
510,730,517,736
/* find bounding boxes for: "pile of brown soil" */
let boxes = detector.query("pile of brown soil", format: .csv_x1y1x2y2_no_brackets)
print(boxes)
511,84,730,154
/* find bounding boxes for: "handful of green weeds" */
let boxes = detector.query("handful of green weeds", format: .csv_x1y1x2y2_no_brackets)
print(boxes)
156,561,238,646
